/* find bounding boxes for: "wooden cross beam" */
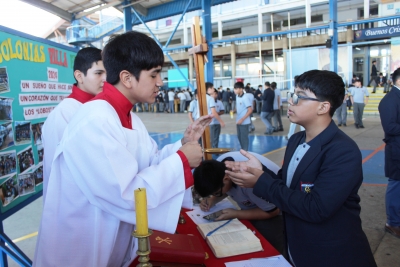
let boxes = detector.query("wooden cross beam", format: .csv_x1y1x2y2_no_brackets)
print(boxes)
189,16,212,160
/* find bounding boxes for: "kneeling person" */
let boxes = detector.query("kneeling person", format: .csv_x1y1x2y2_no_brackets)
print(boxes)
193,158,286,258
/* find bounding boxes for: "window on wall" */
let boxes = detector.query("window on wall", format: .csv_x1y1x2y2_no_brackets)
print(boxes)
236,64,247,76
160,39,181,46
212,28,242,38
214,62,221,77
223,64,232,77
282,15,323,27
358,6,379,18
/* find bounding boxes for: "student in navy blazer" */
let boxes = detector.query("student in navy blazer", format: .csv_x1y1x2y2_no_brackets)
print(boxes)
379,68,400,238
226,70,377,267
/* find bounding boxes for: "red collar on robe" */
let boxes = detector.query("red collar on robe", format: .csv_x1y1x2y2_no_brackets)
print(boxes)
92,82,133,129
68,84,95,103
92,82,193,188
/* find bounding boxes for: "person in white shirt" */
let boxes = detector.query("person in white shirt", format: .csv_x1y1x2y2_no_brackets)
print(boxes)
42,47,106,203
209,88,225,148
34,31,212,267
271,82,284,132
177,90,186,112
167,89,175,113
350,78,369,128
184,89,192,111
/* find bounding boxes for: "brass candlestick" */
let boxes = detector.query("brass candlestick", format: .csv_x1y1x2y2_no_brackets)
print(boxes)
132,229,153,267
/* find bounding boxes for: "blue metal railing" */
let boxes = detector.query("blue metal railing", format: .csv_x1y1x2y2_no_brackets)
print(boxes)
66,17,123,44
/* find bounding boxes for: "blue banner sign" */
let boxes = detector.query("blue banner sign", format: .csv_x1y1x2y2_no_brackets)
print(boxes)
354,25,400,40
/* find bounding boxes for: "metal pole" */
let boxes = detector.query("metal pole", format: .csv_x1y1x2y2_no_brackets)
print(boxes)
271,14,276,81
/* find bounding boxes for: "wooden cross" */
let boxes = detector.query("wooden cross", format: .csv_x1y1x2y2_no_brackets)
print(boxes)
189,16,212,160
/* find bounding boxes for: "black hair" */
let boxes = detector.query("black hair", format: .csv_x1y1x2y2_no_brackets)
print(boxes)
372,60,376,63
73,47,102,82
295,70,344,117
102,31,164,85
206,82,214,89
234,82,244,89
392,68,400,85
271,82,277,89
264,81,270,86
193,160,226,197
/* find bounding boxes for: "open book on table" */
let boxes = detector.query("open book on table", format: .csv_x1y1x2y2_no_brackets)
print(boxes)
197,218,263,258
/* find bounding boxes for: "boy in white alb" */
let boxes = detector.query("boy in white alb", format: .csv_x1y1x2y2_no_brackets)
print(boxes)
34,31,212,267
41,47,106,203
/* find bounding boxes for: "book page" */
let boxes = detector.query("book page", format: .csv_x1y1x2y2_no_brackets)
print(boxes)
206,229,262,258
197,219,247,238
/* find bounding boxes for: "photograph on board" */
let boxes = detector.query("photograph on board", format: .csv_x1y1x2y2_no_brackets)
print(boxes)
37,144,43,163
33,163,43,186
0,97,13,121
18,173,35,196
14,121,31,146
0,150,17,179
0,175,19,207
17,146,34,174
0,67,10,94
31,122,43,145
0,122,14,151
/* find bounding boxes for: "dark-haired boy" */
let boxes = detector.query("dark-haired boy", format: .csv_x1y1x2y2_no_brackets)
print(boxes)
193,157,285,257
42,47,106,203
234,82,253,150
226,70,377,267
34,31,212,267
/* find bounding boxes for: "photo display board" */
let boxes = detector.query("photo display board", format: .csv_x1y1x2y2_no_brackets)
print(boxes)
0,26,77,214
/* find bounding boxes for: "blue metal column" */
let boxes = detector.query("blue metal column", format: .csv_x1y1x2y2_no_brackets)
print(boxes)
329,0,338,73
123,0,132,32
202,0,214,83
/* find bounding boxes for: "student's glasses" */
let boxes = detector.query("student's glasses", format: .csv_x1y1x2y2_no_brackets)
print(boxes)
287,92,322,106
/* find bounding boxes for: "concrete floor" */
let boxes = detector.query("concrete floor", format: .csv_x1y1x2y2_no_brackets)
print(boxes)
3,111,400,266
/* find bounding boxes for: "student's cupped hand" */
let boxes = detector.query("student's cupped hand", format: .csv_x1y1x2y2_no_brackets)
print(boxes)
224,149,262,171
226,165,263,188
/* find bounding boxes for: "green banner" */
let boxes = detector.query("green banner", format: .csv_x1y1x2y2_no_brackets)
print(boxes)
0,26,77,214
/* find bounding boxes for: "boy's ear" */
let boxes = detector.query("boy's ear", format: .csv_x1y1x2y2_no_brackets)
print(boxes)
120,71,134,88
74,70,84,84
317,101,331,115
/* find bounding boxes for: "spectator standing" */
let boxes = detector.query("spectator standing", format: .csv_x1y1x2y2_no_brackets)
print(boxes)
350,78,369,128
335,88,348,126
222,88,231,113
168,89,175,113
209,88,225,148
261,81,275,135
368,60,378,93
177,90,186,113
271,82,284,132
234,82,252,150
254,85,262,115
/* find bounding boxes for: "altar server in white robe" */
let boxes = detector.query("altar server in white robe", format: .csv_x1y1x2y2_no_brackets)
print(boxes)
42,47,106,203
34,31,212,267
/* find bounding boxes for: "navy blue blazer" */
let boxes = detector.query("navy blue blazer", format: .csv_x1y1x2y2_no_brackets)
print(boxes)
379,86,400,180
254,121,376,267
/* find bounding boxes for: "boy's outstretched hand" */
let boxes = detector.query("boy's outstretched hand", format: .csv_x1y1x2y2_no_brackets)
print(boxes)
224,149,263,171
181,115,213,144
224,150,264,188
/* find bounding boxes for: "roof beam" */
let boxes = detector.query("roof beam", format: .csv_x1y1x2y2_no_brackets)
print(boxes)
131,0,236,26
19,0,72,21
75,1,123,19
